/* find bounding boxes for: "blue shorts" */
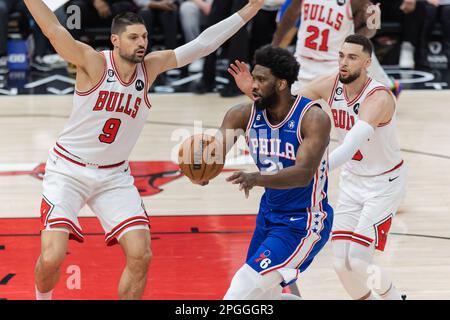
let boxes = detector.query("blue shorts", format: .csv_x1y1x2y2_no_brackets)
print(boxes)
246,202,333,286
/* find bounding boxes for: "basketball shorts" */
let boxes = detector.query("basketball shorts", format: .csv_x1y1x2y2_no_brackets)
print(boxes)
331,164,407,251
246,202,333,287
40,149,150,246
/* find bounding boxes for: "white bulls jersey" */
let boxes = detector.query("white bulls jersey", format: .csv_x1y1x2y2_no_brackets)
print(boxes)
296,0,354,61
328,75,403,176
57,50,151,165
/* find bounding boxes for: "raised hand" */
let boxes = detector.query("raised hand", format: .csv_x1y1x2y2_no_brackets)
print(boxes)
227,60,254,100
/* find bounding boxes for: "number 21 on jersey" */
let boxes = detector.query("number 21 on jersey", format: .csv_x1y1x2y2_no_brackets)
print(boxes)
305,26,330,52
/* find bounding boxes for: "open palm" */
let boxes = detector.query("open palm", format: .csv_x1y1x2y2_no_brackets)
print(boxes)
227,60,254,100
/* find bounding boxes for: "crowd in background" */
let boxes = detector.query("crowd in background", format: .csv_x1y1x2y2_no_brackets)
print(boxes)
0,0,449,95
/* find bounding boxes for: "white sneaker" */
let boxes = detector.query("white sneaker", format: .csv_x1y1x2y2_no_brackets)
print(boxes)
42,54,67,69
399,42,415,69
188,59,204,73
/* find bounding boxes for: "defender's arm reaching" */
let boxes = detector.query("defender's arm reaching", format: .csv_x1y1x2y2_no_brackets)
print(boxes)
144,0,264,79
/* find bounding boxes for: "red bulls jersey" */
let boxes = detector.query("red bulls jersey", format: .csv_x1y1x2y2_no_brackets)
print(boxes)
57,50,151,165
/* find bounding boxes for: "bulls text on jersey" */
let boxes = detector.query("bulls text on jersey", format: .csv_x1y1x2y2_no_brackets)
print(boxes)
303,3,344,31
93,90,141,119
331,109,355,130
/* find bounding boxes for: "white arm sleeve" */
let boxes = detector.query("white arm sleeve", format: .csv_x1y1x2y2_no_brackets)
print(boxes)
329,120,375,171
173,13,246,68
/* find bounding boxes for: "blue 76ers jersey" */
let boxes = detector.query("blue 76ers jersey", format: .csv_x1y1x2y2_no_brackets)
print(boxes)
245,96,329,211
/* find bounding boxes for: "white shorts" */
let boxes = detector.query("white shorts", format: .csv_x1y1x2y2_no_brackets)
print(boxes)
40,149,150,246
331,164,407,251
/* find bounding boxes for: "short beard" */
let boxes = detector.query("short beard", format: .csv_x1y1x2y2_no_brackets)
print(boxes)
119,50,144,64
255,90,278,111
339,70,360,84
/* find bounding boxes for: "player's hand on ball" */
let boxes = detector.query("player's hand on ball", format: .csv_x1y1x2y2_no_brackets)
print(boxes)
228,60,254,100
226,171,258,198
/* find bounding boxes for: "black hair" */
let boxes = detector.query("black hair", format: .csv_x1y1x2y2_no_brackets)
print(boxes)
253,45,300,86
344,34,373,56
111,12,146,35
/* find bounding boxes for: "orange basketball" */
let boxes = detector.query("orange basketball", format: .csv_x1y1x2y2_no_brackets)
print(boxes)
178,134,224,182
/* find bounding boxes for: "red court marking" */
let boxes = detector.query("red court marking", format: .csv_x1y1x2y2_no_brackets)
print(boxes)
0,215,255,300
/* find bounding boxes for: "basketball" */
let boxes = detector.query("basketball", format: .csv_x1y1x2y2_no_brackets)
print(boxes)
178,134,224,182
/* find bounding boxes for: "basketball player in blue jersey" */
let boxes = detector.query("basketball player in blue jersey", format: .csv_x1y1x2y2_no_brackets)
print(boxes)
229,35,406,300
210,46,333,299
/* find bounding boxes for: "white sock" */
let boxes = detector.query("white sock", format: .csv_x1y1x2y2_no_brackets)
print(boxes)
377,285,402,300
36,286,53,300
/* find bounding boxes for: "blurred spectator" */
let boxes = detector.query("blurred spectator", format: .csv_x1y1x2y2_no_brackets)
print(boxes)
68,0,138,42
192,0,250,97
0,0,67,73
398,0,424,68
179,0,212,72
30,6,68,71
249,0,283,63
418,0,450,68
135,0,179,52
0,0,27,74
375,0,425,68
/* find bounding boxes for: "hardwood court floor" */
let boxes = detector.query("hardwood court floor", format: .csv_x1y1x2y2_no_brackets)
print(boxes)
0,91,450,299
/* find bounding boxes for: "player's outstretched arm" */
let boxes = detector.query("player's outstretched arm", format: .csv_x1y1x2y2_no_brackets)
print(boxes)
144,0,264,79
227,106,331,196
227,61,336,103
328,90,394,171
297,74,336,101
272,0,302,47
23,0,101,69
